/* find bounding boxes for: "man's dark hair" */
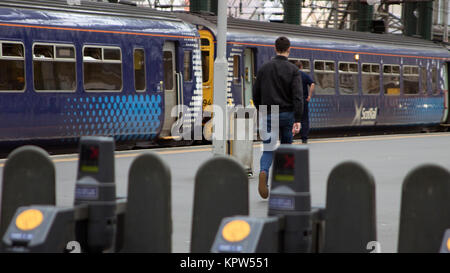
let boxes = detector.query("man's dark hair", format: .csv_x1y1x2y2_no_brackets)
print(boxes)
275,36,290,53
294,60,303,69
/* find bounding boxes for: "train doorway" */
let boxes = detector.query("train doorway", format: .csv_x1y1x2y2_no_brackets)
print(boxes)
161,41,178,137
243,48,255,106
199,29,215,110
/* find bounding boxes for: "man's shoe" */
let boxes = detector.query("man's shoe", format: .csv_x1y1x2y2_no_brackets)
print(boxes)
302,139,308,144
258,171,269,199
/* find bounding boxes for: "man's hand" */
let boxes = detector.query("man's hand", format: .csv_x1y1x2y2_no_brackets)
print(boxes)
292,122,301,136
306,96,311,102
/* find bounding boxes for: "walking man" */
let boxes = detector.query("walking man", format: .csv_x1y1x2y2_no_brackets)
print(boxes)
295,61,315,144
252,36,303,199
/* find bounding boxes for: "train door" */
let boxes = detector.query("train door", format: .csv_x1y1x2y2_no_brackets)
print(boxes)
243,48,255,106
199,30,214,110
161,42,178,137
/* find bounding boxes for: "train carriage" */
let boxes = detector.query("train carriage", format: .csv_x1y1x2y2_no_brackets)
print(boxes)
0,0,203,144
179,13,450,131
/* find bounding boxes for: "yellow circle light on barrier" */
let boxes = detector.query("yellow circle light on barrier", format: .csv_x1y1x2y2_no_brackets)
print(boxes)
222,220,251,242
447,238,450,251
16,209,44,231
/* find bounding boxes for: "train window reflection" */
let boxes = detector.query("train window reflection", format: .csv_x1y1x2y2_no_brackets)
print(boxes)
313,60,335,95
83,46,122,92
403,65,419,95
134,49,146,92
338,62,358,95
383,64,400,95
34,43,76,92
0,42,25,92
362,63,380,95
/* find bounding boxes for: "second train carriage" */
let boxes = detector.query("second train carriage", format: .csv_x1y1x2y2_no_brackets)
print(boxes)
178,13,450,131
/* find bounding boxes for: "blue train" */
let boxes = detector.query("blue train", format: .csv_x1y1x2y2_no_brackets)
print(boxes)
0,0,449,146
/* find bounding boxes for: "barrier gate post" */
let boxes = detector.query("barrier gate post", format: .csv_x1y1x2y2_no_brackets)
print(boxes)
323,161,377,253
121,153,172,253
398,164,450,253
74,136,116,253
211,145,312,253
0,146,55,239
191,156,249,253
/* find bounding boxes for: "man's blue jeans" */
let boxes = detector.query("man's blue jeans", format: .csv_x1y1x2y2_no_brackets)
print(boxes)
259,111,295,176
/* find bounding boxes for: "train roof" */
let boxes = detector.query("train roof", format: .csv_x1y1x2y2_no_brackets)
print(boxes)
0,0,182,23
177,12,447,51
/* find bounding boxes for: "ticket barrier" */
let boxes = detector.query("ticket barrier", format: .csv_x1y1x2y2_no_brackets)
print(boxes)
1,137,116,253
211,145,314,253
1,136,172,253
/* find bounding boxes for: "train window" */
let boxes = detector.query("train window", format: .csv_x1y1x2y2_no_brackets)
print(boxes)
84,47,102,60
134,49,146,92
201,39,210,46
314,61,324,70
313,60,335,95
0,42,25,92
289,59,310,72
2,43,24,57
56,47,75,59
33,43,76,92
420,66,428,93
34,45,53,59
383,64,400,95
233,55,240,84
202,51,210,83
104,48,121,61
362,64,370,73
338,62,358,95
163,51,174,91
372,65,380,73
83,46,122,92
431,67,438,95
184,51,192,82
403,65,419,95
362,63,380,95
301,60,311,72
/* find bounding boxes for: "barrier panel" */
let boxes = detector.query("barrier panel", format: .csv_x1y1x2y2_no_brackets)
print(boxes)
190,156,249,253
121,153,172,253
211,145,313,253
268,145,312,253
398,164,450,253
0,146,55,238
323,161,377,253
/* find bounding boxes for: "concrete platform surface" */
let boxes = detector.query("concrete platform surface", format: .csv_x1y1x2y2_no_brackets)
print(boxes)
1,132,450,253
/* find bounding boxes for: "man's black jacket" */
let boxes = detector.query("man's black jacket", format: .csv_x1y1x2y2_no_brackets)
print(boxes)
252,55,303,122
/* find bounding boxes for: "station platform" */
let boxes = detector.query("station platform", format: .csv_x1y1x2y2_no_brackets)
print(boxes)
1,132,450,253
